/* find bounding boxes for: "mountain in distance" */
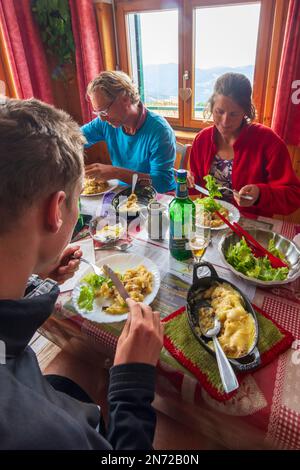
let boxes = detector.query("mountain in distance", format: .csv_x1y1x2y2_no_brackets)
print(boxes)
143,64,254,105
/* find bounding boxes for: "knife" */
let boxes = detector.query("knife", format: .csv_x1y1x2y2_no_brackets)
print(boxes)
103,264,130,302
194,184,210,196
194,183,253,201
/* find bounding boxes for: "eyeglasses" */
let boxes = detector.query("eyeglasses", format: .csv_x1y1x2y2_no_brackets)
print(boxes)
92,96,116,118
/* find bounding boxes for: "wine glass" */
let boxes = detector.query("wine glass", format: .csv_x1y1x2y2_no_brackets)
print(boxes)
190,208,211,263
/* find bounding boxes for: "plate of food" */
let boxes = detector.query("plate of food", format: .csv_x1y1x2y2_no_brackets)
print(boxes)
81,178,119,197
72,253,161,323
89,215,127,244
195,175,240,230
219,228,300,286
112,184,157,218
195,200,240,230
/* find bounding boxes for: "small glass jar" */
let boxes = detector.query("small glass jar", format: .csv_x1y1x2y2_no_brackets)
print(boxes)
147,201,168,241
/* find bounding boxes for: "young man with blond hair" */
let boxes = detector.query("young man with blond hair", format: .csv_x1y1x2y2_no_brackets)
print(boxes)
82,70,176,193
0,97,163,449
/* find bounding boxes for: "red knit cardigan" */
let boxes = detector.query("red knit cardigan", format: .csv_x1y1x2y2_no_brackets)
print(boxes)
189,123,300,218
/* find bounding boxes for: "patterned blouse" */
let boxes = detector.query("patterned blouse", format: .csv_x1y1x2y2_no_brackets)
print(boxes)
210,155,233,201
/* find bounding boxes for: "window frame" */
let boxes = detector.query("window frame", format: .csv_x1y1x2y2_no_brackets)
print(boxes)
115,0,183,127
115,0,276,130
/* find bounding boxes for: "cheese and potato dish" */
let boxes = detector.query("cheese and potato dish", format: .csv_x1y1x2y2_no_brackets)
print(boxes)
198,283,256,358
119,193,140,213
203,205,229,228
97,265,153,314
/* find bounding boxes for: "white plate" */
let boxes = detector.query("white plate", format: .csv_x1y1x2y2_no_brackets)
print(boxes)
196,200,240,231
72,253,161,323
81,179,119,197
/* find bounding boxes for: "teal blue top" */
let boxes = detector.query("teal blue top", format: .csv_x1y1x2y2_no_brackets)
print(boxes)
81,110,176,193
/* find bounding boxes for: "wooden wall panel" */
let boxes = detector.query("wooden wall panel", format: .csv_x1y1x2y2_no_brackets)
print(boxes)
0,23,18,98
48,58,83,124
95,1,117,70
283,146,300,224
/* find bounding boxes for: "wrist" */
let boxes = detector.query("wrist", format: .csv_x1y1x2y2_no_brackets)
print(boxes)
102,164,116,180
253,187,261,206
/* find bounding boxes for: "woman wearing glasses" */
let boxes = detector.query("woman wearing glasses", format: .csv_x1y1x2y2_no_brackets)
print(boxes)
81,71,176,193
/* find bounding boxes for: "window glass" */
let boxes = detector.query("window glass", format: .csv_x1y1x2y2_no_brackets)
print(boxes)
194,3,261,119
127,10,179,118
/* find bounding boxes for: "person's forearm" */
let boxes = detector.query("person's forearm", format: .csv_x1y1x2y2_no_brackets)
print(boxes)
108,165,150,184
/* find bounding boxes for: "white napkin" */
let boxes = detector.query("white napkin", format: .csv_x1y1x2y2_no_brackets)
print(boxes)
59,238,95,293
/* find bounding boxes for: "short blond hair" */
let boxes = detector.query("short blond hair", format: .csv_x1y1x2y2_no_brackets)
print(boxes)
87,71,140,104
0,98,85,233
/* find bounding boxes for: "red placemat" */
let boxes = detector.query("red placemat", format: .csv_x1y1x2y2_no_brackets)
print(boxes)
162,304,293,402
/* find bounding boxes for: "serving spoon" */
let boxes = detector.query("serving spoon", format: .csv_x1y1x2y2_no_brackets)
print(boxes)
131,173,138,196
202,316,239,394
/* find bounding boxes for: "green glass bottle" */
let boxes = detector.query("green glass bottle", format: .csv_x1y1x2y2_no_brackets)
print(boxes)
169,169,195,261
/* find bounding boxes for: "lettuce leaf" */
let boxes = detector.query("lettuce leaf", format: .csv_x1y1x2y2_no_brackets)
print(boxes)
82,273,113,289
203,175,222,199
77,285,94,311
195,196,221,213
77,273,113,312
195,175,222,213
268,238,285,260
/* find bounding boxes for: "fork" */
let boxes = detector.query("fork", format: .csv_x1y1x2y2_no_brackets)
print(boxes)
79,257,103,276
219,187,253,201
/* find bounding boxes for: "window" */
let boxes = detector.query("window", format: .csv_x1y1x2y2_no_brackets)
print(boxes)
127,9,179,118
116,0,275,130
194,3,261,119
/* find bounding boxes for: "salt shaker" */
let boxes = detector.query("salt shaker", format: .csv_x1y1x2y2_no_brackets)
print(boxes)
147,201,168,240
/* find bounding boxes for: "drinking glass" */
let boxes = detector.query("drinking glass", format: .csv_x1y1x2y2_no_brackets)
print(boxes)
190,207,211,262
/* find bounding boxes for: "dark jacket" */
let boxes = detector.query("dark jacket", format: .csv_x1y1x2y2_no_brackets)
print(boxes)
0,281,156,450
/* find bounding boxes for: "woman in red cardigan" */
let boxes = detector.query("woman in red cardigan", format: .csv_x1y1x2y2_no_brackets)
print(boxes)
189,73,300,218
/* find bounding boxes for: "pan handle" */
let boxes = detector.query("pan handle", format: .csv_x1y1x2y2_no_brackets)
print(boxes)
229,347,261,371
193,262,219,284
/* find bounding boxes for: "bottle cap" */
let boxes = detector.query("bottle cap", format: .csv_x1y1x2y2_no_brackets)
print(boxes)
176,169,187,177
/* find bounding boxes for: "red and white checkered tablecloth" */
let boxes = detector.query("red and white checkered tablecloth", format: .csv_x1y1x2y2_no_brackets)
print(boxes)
52,213,300,449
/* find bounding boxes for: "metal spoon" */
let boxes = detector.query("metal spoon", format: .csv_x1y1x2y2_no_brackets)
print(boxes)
203,317,239,393
131,173,138,195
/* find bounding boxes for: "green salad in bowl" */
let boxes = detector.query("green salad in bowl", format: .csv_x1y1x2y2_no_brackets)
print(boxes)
225,237,289,282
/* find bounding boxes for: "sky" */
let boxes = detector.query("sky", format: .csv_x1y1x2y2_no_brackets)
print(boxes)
134,2,261,69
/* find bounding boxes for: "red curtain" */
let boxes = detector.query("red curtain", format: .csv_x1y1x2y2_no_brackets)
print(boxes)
69,0,104,124
272,0,300,147
0,0,54,103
